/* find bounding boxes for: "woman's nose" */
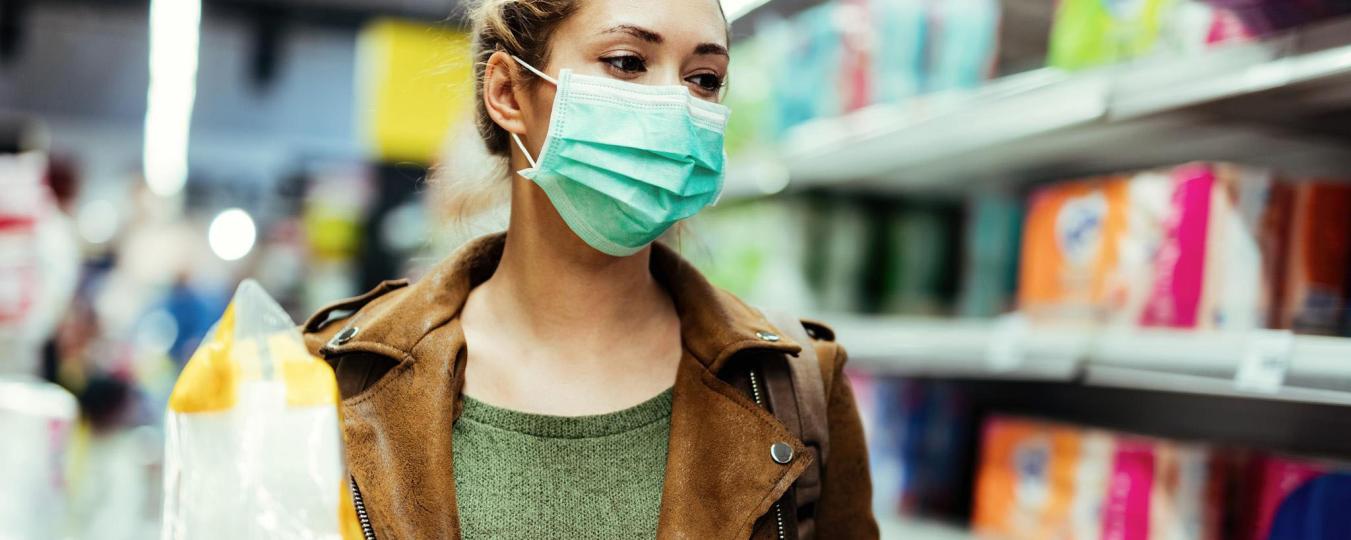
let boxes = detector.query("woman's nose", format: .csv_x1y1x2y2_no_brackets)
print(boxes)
647,69,682,87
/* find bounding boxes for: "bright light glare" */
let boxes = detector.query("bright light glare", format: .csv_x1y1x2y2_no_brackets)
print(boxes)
143,0,202,196
208,208,257,261
723,0,773,21
76,199,119,244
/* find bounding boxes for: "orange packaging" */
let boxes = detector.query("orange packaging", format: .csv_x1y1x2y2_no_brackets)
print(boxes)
974,417,1226,540
1018,176,1132,322
972,417,1113,539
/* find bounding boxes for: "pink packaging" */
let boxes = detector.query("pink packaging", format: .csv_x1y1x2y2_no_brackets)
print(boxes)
1249,456,1329,540
1138,164,1217,328
1102,440,1155,540
974,417,1224,539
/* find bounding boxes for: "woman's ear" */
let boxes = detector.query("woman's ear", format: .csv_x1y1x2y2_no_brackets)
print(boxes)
483,50,528,137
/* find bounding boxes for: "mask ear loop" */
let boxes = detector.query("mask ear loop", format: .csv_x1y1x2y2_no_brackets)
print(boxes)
510,55,557,85
507,54,557,170
510,132,538,169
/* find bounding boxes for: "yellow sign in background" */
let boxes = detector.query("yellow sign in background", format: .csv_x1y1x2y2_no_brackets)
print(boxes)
358,19,474,164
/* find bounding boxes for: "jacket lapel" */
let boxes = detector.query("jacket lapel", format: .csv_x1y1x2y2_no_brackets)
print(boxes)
340,320,467,540
656,350,812,539
314,233,818,539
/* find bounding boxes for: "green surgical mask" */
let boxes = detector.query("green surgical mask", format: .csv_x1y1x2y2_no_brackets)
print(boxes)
510,56,730,257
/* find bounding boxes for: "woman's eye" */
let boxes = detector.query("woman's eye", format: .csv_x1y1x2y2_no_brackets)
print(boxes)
601,55,646,73
687,73,724,93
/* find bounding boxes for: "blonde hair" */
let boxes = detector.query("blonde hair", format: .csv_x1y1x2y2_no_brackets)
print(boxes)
428,0,580,230
467,0,579,157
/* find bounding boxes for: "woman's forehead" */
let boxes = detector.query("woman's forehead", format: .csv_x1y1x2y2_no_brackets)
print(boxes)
564,0,728,47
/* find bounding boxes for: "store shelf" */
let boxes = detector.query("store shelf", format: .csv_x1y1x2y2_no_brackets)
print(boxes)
828,315,1351,407
877,514,978,540
1088,329,1351,407
826,314,1086,380
757,19,1351,194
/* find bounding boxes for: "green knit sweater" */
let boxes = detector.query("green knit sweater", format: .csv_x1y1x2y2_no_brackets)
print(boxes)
452,389,674,539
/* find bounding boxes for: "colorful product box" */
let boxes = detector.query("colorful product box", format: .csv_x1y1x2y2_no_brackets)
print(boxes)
1019,174,1133,323
1020,163,1280,331
1239,454,1351,540
959,193,1024,318
973,416,1225,540
851,375,973,519
1047,0,1176,70
1276,182,1351,336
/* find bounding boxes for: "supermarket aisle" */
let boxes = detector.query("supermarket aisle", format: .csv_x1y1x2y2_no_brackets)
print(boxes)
5,0,1351,538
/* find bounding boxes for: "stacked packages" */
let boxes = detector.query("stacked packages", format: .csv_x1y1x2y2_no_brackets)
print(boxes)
1019,162,1351,336
724,0,1001,156
1048,0,1351,70
973,415,1351,540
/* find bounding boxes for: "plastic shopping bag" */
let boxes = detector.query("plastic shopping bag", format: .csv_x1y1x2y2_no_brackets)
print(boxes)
161,280,360,540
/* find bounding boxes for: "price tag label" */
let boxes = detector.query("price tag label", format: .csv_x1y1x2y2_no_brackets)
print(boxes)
1235,330,1294,394
986,313,1029,372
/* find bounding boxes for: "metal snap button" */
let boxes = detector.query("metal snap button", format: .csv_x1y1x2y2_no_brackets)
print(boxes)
770,442,794,464
756,330,780,342
331,326,359,347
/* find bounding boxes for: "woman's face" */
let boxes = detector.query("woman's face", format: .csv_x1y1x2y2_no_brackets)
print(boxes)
501,0,730,154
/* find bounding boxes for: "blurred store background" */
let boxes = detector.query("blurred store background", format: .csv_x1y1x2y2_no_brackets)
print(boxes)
5,0,1351,538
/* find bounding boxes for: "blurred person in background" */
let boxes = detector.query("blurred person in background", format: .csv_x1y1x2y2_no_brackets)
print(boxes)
301,0,877,538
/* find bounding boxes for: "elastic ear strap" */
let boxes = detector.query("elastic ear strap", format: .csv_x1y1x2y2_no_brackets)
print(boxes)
510,54,557,85
510,133,538,169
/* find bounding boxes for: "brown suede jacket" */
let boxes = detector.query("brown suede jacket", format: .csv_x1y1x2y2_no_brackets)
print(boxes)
301,233,879,539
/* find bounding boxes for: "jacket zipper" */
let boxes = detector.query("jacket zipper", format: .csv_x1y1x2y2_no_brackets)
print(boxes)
350,476,377,540
747,369,787,540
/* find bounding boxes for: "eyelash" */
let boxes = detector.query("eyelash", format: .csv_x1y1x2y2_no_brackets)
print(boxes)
599,54,726,96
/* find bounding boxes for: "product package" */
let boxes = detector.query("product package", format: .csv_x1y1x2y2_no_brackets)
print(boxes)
959,193,1024,318
1238,454,1351,540
926,0,1001,93
868,0,927,104
1018,174,1132,323
773,3,845,132
1048,0,1176,70
804,196,873,313
0,152,81,540
1134,163,1216,329
850,375,973,520
879,202,961,315
162,280,360,540
0,378,77,540
973,416,1225,540
1203,0,1351,35
972,416,1115,539
1020,163,1279,331
1275,182,1351,336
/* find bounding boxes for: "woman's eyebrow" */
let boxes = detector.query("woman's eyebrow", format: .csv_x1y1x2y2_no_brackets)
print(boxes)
694,43,729,57
602,24,663,43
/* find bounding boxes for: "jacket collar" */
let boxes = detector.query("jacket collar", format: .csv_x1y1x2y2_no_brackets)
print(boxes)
322,232,813,539
324,232,804,370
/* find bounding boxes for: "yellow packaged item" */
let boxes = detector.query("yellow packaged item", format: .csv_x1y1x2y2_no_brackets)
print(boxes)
161,280,360,539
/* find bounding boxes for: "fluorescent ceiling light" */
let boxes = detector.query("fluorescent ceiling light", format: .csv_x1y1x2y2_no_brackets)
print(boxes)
143,0,202,197
723,0,773,22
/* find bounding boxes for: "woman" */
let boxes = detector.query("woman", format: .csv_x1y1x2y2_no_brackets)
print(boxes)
301,0,877,538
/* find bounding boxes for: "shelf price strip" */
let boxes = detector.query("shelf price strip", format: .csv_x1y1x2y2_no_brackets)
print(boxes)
1235,330,1294,394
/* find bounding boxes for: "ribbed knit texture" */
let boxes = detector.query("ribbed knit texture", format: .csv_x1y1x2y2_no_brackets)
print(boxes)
452,388,673,539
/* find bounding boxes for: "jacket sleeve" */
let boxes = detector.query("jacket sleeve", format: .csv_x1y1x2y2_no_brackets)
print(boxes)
815,342,880,538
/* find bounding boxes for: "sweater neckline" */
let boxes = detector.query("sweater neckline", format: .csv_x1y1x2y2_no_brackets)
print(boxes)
459,388,674,439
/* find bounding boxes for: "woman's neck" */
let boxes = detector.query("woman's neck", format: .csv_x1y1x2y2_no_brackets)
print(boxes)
457,171,683,414
479,178,674,346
